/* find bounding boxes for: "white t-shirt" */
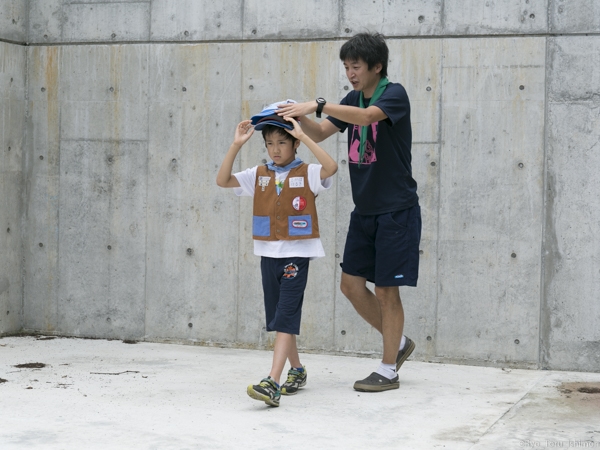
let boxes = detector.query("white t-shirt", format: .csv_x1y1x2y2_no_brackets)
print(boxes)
233,164,333,259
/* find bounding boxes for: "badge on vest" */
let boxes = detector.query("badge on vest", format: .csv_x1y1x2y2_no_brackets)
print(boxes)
292,196,307,211
258,176,271,191
288,177,304,188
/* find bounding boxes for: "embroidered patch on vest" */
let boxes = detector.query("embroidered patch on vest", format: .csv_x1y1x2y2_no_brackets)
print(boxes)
292,196,307,211
288,177,304,188
258,176,271,191
283,263,299,278
291,220,308,228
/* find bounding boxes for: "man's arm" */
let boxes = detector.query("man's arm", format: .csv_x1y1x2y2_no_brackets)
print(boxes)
277,101,388,128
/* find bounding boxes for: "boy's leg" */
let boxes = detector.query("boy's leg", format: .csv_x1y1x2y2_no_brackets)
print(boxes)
269,332,296,384
266,257,309,384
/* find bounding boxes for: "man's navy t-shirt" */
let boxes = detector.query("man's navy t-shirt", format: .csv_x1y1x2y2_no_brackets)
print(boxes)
327,82,418,215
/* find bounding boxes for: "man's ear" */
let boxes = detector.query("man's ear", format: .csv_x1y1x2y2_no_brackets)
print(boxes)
374,63,383,74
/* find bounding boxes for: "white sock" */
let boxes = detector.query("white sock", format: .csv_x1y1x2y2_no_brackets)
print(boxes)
376,362,396,380
399,335,406,351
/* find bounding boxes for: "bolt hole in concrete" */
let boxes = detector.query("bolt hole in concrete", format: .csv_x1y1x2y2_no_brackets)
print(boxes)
514,339,520,344
14,363,47,369
418,15,425,23
188,323,193,328
39,243,43,247
186,248,193,255
518,163,524,168
427,336,432,341
341,330,346,335
511,252,517,258
519,85,525,90
107,245,112,250
39,155,44,160
41,87,46,92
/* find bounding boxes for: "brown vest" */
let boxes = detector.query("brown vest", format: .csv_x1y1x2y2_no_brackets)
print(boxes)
253,164,320,241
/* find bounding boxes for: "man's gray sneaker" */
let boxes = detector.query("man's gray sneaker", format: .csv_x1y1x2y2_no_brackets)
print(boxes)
353,372,400,392
396,336,415,371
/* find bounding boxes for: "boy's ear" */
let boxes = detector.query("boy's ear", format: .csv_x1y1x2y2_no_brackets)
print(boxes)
293,139,301,150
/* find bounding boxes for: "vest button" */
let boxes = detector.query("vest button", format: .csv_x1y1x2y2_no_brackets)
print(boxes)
276,216,280,219
277,229,280,233
277,202,280,206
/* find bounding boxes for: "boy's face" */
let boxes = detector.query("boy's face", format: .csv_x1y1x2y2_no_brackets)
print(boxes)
343,58,382,95
264,130,299,167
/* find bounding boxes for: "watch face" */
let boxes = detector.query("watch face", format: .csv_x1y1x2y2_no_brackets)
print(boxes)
317,97,326,104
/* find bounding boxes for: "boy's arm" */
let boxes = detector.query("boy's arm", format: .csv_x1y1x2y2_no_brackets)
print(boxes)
284,117,338,180
290,114,340,143
216,120,254,188
277,101,387,127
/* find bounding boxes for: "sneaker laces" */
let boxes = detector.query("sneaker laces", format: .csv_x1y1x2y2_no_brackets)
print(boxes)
286,369,302,383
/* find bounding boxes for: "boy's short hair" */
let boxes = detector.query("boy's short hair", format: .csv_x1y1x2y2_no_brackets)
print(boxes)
261,125,299,147
340,32,389,78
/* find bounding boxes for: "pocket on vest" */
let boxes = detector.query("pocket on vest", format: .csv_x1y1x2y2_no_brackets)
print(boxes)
253,216,270,237
288,215,312,236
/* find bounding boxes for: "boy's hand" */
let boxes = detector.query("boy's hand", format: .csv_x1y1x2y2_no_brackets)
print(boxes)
233,120,254,147
283,116,306,140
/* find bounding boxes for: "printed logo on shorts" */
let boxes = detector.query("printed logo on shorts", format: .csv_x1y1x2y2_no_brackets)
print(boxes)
283,263,299,279
292,196,307,211
394,274,404,279
291,220,308,228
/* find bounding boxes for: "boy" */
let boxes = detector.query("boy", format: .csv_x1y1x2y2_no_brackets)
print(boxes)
216,108,337,407
276,32,421,392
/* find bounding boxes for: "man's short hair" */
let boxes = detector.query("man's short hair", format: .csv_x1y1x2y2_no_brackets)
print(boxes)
261,124,299,147
339,32,389,78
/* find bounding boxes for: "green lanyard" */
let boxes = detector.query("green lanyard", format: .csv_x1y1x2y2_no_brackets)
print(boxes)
358,76,389,167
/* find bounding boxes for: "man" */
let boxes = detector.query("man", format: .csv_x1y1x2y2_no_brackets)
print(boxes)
276,32,421,392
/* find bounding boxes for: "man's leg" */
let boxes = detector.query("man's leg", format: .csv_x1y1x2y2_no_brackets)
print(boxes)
374,285,404,365
340,273,404,364
340,272,382,332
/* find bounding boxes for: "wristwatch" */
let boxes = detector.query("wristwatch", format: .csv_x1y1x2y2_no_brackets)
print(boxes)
316,97,326,118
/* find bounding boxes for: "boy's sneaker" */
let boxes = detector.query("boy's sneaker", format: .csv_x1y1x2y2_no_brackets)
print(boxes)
396,336,415,372
281,366,307,395
247,377,281,407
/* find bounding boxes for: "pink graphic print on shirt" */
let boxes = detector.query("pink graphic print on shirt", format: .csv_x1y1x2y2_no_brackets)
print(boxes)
348,122,378,165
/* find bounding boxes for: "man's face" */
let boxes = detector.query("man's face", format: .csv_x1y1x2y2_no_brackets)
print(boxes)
343,58,382,95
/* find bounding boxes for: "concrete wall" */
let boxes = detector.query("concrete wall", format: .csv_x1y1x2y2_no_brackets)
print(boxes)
0,39,26,334
3,0,600,371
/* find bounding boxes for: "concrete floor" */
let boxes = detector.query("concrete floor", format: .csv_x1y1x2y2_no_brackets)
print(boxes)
1,336,599,449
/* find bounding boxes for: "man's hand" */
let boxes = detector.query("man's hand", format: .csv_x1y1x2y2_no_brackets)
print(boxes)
283,116,305,141
276,101,317,118
233,120,254,147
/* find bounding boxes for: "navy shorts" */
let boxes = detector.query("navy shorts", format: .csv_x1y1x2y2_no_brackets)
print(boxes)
341,204,422,287
260,256,310,335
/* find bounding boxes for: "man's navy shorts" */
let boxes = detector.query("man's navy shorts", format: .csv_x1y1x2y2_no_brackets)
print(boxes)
341,204,422,287
260,256,309,335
